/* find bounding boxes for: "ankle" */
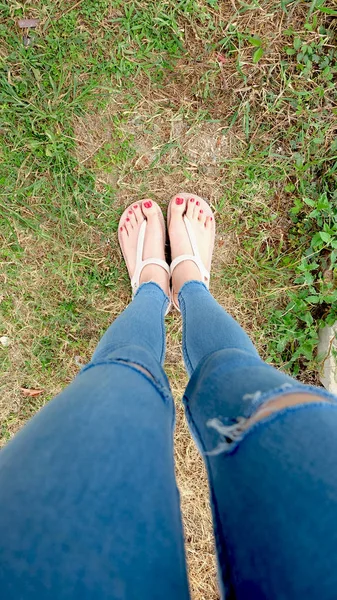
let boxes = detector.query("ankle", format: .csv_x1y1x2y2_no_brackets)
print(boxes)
140,266,169,296
172,262,202,294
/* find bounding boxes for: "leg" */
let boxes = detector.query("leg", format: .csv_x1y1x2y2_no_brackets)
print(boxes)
169,193,337,599
181,282,337,599
0,201,190,600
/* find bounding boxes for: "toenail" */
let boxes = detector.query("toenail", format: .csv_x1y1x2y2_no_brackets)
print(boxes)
128,210,133,214
133,204,138,209
126,217,130,222
144,201,152,209
210,216,213,221
190,198,195,202
196,201,200,206
120,227,124,231
200,209,203,214
176,197,184,205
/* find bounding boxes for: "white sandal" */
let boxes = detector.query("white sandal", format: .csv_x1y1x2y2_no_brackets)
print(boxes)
118,202,171,312
167,194,215,312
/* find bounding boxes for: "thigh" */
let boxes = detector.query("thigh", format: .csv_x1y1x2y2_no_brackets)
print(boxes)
0,363,190,600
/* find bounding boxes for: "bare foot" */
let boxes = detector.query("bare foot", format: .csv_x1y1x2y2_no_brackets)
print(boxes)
168,193,215,306
119,200,169,296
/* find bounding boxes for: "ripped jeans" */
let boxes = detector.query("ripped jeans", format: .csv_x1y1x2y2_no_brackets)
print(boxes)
1,281,337,600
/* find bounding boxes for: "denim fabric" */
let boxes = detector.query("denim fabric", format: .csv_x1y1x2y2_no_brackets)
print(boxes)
0,283,189,600
1,280,337,600
180,281,337,600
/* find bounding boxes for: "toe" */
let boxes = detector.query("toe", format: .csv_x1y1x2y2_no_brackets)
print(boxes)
170,194,187,216
193,199,201,219
132,203,144,224
124,216,132,235
198,208,206,225
141,199,157,220
127,208,137,227
186,196,195,219
205,215,213,229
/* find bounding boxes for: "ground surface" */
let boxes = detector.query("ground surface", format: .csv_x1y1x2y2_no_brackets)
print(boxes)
1,1,337,598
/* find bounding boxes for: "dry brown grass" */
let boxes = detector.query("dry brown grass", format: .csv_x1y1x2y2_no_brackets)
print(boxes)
166,329,219,599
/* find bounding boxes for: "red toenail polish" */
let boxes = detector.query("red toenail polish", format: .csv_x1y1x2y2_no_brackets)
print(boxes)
120,227,123,231
128,210,133,214
144,201,152,209
190,198,195,202
210,217,213,221
126,217,130,222
200,209,203,214
133,204,138,209
176,197,184,205
196,201,200,206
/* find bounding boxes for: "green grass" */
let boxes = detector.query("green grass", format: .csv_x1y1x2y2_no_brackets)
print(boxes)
1,0,337,441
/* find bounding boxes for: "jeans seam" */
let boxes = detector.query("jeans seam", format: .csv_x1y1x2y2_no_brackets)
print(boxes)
160,298,167,364
179,294,194,375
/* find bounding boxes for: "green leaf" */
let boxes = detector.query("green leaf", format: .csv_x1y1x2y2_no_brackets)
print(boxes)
249,36,262,47
306,295,320,303
253,47,264,63
318,7,337,15
319,231,331,243
324,294,337,303
303,197,315,207
293,37,302,50
311,232,323,247
300,312,314,325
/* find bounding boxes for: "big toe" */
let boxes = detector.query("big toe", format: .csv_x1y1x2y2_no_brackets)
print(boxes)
170,194,187,216
141,199,157,220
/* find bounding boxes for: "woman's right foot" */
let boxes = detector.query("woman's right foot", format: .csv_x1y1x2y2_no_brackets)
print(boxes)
119,200,170,296
168,193,215,306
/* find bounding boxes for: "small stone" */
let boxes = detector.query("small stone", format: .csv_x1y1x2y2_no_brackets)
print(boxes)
318,323,337,393
74,356,85,368
18,18,39,28
23,35,32,47
0,336,10,347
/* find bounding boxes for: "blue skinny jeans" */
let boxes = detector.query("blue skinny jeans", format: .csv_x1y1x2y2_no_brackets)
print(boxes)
1,281,337,599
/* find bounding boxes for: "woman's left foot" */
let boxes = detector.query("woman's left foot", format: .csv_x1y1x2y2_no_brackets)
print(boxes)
168,193,215,306
119,200,170,296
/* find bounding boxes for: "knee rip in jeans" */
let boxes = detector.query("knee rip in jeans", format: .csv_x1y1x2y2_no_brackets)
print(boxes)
114,359,154,380
206,382,331,456
113,358,172,406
